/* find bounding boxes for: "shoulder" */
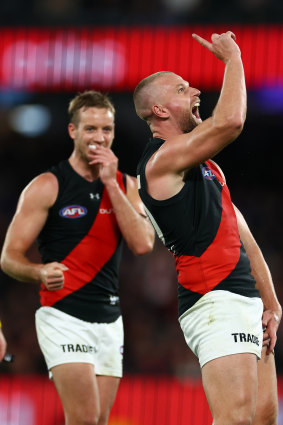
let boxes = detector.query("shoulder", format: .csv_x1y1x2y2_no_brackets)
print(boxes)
25,172,58,193
20,172,58,208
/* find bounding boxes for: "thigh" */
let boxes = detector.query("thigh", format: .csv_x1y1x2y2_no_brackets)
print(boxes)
97,376,120,425
94,316,124,378
52,362,100,424
202,353,258,423
180,291,263,368
35,307,98,373
252,347,278,425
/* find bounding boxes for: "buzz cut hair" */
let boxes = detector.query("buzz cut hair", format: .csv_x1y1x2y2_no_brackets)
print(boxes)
68,90,115,126
133,71,173,122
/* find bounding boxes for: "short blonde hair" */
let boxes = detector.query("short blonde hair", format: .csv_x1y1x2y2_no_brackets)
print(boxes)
68,90,115,126
133,71,173,121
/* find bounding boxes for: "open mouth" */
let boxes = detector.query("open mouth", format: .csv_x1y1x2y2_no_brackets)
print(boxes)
192,103,200,120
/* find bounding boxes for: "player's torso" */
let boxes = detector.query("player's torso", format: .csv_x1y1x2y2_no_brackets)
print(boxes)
137,138,259,316
38,160,126,323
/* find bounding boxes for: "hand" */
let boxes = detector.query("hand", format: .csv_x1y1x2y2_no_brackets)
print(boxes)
0,328,7,362
88,145,118,185
39,262,69,291
192,31,241,64
262,309,281,354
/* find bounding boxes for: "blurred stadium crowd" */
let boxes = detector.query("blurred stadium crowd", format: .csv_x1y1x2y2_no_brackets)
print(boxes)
0,0,283,380
1,0,283,25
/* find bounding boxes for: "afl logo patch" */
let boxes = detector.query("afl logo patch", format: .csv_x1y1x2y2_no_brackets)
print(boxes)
202,167,215,180
59,205,87,219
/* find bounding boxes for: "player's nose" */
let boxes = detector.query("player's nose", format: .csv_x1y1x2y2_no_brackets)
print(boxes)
191,87,201,97
93,130,105,143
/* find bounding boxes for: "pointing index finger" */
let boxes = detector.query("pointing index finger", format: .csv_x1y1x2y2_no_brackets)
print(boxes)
192,33,213,52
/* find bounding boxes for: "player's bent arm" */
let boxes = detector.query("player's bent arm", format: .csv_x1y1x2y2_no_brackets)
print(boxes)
149,47,246,177
104,175,155,255
193,32,247,133
234,204,282,352
0,173,58,284
151,117,241,176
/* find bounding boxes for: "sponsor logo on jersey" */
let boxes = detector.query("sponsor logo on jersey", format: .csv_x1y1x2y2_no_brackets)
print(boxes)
61,344,97,353
231,333,259,346
202,166,216,180
99,208,113,214
89,192,100,200
59,205,87,219
109,295,119,305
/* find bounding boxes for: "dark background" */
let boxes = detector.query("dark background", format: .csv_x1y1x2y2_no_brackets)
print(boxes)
0,0,283,378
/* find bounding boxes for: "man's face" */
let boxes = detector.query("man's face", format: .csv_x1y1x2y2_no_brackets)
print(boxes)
154,73,202,133
68,106,115,161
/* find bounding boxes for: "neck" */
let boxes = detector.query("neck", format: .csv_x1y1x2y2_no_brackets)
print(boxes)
69,152,100,182
151,119,183,140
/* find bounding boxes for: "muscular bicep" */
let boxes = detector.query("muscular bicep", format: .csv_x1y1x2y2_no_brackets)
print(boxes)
150,117,237,177
146,118,238,200
3,173,58,255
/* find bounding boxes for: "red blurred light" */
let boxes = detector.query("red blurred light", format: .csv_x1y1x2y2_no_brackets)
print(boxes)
0,25,283,92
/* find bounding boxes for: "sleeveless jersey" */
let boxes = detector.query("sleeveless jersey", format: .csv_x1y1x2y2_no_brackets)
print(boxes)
37,160,126,323
137,138,260,318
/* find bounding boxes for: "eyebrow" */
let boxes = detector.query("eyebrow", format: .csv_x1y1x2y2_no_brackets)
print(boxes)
176,82,189,89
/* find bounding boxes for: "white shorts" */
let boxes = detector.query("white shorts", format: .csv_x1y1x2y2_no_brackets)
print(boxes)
35,306,124,378
179,290,263,368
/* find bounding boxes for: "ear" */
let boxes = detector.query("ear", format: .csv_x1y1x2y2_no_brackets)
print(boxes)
152,104,169,119
68,122,76,140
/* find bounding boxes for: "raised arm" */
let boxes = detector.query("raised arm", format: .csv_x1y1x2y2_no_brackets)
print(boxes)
192,31,246,132
234,204,282,354
146,31,247,198
0,173,68,290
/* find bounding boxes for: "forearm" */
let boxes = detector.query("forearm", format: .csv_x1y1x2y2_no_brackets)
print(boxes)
1,249,43,284
235,204,281,317
213,56,246,129
246,241,281,353
104,180,154,255
247,242,281,316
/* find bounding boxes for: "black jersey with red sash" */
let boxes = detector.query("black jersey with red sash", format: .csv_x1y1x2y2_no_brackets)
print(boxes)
37,160,126,323
137,138,260,318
